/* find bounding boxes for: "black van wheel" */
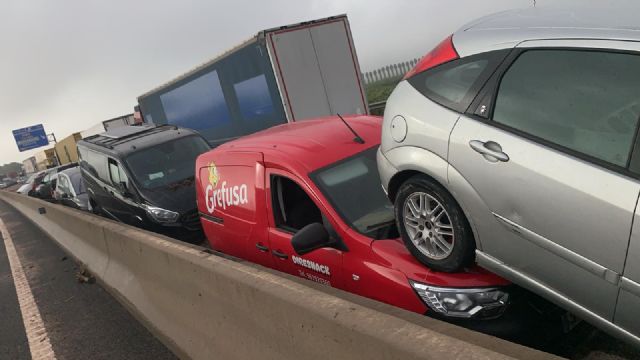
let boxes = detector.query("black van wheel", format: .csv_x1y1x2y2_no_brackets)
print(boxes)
395,175,475,272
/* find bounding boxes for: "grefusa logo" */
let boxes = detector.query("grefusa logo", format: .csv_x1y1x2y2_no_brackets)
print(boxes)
204,162,248,213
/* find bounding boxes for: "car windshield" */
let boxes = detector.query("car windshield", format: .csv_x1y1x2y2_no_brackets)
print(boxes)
311,147,395,239
69,172,86,194
125,135,210,190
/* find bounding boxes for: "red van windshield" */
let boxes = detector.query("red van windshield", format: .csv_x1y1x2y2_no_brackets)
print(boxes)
311,147,395,239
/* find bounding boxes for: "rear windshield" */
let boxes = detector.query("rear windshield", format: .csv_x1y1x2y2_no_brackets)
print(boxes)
125,135,210,189
408,49,508,113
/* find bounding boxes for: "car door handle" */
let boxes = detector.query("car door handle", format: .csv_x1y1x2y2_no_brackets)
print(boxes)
255,243,269,252
469,140,510,162
272,250,288,259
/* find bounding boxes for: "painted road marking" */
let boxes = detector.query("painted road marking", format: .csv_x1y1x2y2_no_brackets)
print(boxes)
0,217,57,360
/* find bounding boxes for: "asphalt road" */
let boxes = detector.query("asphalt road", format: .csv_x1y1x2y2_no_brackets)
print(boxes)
0,198,176,360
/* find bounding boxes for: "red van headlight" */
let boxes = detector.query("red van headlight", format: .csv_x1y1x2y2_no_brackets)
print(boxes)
410,281,509,320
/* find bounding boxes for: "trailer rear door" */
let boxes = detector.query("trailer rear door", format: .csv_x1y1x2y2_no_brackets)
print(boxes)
268,18,367,121
269,28,331,121
310,20,367,117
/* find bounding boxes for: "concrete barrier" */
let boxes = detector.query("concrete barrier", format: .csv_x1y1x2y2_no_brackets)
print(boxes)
0,191,559,360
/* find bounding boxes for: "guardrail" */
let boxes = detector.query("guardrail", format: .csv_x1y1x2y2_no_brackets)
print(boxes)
362,58,419,85
0,191,559,360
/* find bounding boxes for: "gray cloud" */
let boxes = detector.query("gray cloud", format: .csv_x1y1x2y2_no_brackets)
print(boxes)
0,0,620,165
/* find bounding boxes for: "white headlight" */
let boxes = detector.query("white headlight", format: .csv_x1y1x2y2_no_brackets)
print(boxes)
143,205,179,223
410,281,509,319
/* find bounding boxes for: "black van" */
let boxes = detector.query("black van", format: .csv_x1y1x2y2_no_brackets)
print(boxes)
77,125,210,242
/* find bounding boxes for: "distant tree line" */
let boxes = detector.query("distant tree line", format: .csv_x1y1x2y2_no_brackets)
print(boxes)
0,162,22,177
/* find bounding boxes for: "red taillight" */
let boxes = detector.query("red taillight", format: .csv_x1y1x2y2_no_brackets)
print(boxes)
403,34,459,80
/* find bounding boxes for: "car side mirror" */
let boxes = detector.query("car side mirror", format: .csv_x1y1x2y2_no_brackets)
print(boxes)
119,182,133,198
291,222,331,255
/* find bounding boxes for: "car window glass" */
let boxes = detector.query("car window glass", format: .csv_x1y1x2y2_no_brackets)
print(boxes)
58,176,70,194
312,147,394,237
109,161,121,184
118,166,129,187
493,49,640,167
60,176,68,190
423,60,488,104
271,176,322,233
125,135,210,189
85,150,110,183
70,172,86,194
407,50,509,113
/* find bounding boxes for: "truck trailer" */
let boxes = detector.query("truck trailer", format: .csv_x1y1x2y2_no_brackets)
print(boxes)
54,132,82,165
138,14,368,146
103,113,137,131
22,156,37,175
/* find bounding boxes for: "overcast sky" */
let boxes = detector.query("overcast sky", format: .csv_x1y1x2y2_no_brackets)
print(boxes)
0,0,624,166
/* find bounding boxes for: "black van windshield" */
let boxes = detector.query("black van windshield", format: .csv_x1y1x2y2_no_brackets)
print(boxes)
311,147,396,239
125,135,210,190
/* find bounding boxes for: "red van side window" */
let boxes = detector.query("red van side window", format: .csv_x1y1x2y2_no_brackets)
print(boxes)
271,176,322,233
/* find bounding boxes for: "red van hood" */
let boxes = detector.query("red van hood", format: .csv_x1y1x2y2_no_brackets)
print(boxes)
371,238,510,288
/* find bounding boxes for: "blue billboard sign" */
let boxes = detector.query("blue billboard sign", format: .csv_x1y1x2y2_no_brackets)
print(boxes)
12,124,49,152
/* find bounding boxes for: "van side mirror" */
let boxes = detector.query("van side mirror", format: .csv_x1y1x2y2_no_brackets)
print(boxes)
119,182,133,198
291,223,331,255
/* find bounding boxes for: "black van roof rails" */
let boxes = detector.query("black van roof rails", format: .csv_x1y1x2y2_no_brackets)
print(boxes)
83,125,178,149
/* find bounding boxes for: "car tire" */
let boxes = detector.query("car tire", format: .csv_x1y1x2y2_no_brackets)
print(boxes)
395,174,475,272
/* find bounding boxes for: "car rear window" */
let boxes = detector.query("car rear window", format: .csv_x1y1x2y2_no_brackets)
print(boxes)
408,50,508,113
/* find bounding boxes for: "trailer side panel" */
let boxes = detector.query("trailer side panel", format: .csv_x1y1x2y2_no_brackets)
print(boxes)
138,41,286,146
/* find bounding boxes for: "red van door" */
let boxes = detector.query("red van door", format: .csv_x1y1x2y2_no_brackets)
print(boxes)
265,168,343,288
197,152,273,268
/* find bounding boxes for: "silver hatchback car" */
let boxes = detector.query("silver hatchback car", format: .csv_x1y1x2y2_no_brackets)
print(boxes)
378,7,640,346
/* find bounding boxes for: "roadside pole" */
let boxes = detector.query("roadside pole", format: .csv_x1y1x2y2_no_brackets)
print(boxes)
47,133,61,167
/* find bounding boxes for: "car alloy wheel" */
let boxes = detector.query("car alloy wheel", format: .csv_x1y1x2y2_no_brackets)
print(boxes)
403,192,454,260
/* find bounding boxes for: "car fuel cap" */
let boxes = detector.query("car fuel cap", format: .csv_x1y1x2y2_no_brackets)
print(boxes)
390,115,407,143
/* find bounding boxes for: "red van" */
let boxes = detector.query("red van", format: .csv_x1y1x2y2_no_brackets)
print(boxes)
195,115,512,322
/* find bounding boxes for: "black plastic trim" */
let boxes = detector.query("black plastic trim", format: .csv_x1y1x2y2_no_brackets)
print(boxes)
199,211,223,224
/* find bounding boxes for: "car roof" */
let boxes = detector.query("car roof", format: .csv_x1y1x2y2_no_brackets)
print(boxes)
453,7,640,56
216,115,382,172
78,125,200,158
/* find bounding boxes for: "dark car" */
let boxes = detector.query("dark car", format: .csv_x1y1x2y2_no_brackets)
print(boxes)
34,163,78,201
53,167,88,210
77,125,210,242
1,178,17,188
